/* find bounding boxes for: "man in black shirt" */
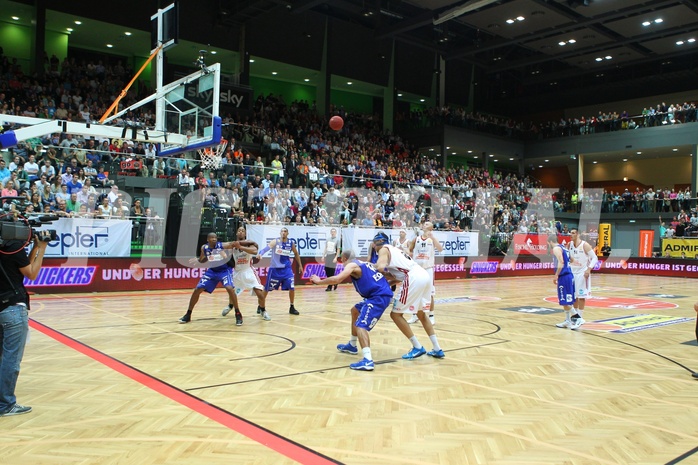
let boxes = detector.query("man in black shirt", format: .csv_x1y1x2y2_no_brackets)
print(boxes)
0,232,49,417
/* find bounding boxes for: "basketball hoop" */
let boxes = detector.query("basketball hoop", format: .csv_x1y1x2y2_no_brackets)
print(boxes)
198,138,227,170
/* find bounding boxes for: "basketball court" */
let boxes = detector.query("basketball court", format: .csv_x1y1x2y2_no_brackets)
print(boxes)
3,274,697,464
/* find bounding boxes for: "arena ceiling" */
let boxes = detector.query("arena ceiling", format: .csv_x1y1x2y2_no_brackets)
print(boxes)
218,0,698,114
222,0,698,83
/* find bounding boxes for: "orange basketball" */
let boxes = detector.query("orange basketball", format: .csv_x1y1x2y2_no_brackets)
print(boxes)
129,263,144,281
329,115,344,131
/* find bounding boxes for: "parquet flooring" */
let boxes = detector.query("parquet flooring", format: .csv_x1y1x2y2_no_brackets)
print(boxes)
2,274,698,464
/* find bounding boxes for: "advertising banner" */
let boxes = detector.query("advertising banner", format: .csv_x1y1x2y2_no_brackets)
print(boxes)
598,223,612,256
248,226,479,260
247,224,338,258
185,80,253,114
24,254,698,295
661,238,698,258
511,233,571,255
340,228,478,258
638,230,655,257
24,259,207,291
36,218,132,257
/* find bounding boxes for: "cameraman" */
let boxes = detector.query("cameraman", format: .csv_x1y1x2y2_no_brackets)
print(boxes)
0,230,50,417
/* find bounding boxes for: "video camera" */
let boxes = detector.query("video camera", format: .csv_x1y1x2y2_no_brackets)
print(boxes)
0,196,58,248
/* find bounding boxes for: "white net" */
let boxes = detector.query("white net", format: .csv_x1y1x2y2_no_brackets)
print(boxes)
198,139,227,170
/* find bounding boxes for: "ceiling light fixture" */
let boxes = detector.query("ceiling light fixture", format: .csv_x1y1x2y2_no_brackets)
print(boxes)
11,16,19,20
433,0,500,25
124,31,132,36
74,20,82,25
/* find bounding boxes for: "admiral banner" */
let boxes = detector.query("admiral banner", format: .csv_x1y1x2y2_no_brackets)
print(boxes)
661,238,698,258
598,223,612,256
36,218,132,257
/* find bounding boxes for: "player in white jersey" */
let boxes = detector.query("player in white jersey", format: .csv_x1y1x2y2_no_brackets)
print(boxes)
566,227,598,330
392,229,412,255
408,222,443,325
373,232,444,359
225,226,270,321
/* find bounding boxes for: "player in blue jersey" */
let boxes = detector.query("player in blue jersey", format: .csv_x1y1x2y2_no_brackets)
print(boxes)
257,227,303,315
310,249,394,371
179,232,242,325
547,234,577,328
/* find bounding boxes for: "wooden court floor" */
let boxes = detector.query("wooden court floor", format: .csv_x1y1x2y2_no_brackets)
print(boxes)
2,274,698,465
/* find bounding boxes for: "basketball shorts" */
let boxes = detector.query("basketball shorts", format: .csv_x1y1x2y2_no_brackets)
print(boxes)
353,294,393,331
234,268,264,291
196,268,234,293
572,271,591,299
265,268,295,291
393,266,431,314
556,273,576,306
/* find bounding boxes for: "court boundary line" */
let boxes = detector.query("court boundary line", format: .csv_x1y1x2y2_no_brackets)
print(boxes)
665,445,698,464
28,318,344,465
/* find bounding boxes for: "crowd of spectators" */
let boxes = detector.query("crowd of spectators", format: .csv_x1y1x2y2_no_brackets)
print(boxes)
399,101,698,140
549,187,697,217
0,47,558,250
5,46,691,254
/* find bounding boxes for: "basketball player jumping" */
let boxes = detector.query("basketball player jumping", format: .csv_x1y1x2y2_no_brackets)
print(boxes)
563,227,598,330
408,222,443,325
373,232,444,359
257,227,303,315
179,232,242,325
226,226,271,321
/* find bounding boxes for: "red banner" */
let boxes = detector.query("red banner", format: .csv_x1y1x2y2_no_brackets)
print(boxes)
638,230,655,257
512,233,549,255
25,255,698,295
512,233,571,255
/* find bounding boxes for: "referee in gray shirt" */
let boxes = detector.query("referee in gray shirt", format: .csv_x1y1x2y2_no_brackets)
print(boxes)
323,228,340,291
